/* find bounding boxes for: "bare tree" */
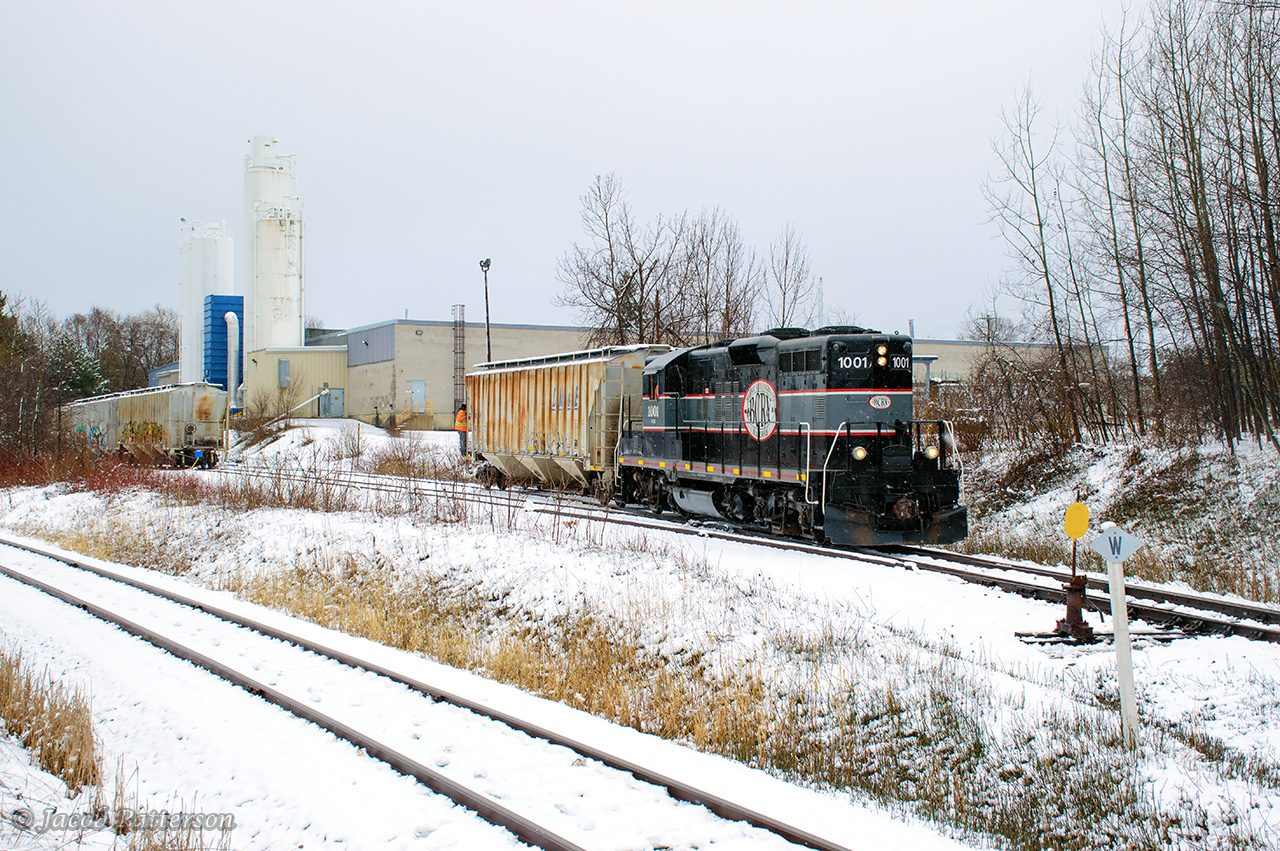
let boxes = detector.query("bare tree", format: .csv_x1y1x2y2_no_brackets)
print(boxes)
762,223,816,328
961,303,1024,344
978,0,1280,446
558,175,818,345
63,304,178,392
983,87,1085,442
681,208,761,342
555,174,636,346
555,174,690,346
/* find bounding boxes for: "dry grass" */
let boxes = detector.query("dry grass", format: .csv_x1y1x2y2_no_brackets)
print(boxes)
13,505,195,577
231,554,779,761
0,643,100,791
0,649,232,850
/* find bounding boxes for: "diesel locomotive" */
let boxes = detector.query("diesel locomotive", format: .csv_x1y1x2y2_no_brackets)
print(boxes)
466,326,967,547
615,326,966,546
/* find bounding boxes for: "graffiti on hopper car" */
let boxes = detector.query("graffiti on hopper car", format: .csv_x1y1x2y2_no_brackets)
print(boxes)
71,424,106,450
122,421,163,444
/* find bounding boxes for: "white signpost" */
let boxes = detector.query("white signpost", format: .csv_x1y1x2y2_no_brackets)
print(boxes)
1091,526,1144,749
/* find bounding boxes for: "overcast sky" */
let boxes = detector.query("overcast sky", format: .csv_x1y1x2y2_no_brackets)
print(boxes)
1,1,1143,340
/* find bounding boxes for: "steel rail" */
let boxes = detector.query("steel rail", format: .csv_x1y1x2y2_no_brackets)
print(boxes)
0,534,852,851
0,559,586,851
891,544,1280,626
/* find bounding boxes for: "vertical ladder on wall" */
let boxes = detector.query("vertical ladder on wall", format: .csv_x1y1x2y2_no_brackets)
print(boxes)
452,304,465,414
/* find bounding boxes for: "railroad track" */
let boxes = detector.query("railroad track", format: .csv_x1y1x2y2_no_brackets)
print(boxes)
208,461,1280,643
0,534,851,851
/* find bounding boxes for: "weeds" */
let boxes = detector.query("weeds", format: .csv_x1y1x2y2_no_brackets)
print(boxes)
960,440,1280,605
0,650,234,850
110,759,235,851
0,643,100,791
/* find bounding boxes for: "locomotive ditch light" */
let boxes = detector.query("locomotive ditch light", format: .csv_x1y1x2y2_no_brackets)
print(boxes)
925,445,940,460
853,445,868,461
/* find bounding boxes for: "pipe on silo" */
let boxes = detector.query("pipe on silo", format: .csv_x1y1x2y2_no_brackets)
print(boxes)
225,312,240,407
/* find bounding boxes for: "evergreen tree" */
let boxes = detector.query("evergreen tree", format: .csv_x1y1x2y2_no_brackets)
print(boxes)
46,333,104,400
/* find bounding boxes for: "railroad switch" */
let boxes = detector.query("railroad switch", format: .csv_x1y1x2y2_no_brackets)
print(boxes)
1054,574,1096,642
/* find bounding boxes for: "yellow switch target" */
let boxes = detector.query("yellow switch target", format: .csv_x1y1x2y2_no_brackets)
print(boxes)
1064,502,1090,540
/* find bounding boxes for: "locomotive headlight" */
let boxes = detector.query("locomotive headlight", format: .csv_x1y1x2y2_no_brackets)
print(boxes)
876,344,888,355
852,445,868,461
925,445,940,460
877,356,888,366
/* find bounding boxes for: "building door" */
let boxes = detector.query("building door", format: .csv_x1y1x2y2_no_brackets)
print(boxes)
410,380,426,410
320,389,344,418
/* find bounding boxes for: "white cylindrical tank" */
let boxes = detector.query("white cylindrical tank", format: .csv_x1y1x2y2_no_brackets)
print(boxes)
243,135,304,355
225,311,240,408
178,221,234,384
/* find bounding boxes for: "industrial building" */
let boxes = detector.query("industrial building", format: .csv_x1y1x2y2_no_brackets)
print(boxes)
311,317,585,430
243,344,348,418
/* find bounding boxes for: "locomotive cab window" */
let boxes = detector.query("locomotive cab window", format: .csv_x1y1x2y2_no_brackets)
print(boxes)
780,349,820,373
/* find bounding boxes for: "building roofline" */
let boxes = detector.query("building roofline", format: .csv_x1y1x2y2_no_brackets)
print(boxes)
257,345,349,354
914,338,1054,348
312,318,588,343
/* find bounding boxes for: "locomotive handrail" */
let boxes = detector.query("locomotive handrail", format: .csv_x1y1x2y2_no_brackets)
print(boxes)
820,421,849,510
800,422,819,505
941,418,965,495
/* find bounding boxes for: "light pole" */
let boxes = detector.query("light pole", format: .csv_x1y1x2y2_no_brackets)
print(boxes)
479,258,492,362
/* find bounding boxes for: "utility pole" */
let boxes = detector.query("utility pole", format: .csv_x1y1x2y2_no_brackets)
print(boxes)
479,258,492,362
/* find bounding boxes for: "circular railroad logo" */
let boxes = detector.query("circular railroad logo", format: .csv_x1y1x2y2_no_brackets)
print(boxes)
742,379,778,441
868,394,892,410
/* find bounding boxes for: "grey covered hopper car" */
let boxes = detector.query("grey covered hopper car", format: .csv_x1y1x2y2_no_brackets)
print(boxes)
66,383,229,467
465,345,670,500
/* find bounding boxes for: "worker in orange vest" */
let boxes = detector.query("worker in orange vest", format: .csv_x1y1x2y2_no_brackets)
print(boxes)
454,404,468,456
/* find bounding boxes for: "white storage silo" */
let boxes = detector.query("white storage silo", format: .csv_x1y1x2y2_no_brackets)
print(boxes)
178,221,234,384
243,135,304,355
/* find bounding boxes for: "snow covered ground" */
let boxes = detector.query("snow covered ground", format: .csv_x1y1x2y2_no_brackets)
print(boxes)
969,438,1280,595
1,421,1279,848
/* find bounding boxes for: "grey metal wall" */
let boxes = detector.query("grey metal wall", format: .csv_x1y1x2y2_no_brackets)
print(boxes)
346,324,396,366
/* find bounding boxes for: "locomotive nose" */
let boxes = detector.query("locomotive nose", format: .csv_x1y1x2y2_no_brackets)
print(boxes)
892,496,920,521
